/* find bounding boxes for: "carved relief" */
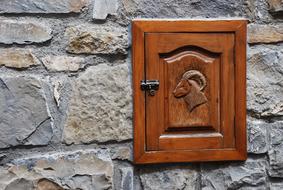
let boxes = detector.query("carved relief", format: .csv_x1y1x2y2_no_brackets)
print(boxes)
163,48,219,129
173,70,208,112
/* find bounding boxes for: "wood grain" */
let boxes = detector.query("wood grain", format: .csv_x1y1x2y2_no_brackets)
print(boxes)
132,19,247,164
163,47,219,130
132,22,146,161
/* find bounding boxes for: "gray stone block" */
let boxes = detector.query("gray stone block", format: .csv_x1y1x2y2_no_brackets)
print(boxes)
0,0,89,14
122,0,247,18
0,20,52,44
120,167,134,190
248,24,283,44
271,181,283,190
42,56,85,72
111,146,132,161
65,24,128,55
0,49,39,69
0,77,53,148
268,121,283,178
268,0,283,15
140,166,199,190
201,160,268,189
247,118,269,154
247,48,283,117
63,63,132,144
93,0,118,20
0,149,113,190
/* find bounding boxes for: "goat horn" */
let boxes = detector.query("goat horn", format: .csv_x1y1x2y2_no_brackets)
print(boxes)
182,70,207,91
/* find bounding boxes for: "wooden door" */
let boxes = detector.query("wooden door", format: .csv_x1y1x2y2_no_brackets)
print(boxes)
132,20,247,164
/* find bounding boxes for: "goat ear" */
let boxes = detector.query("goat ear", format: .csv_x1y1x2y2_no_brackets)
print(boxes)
187,80,196,86
187,80,193,86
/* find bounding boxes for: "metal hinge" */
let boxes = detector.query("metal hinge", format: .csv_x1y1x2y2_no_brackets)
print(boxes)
140,80,159,96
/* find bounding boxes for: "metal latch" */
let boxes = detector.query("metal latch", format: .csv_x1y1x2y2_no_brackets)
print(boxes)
140,80,159,96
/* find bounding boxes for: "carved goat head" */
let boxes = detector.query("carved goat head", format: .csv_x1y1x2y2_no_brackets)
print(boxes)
173,78,192,98
173,70,208,112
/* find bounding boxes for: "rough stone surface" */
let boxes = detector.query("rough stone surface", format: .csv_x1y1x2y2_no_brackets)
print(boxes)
247,118,269,154
0,0,282,189
63,63,132,144
37,179,64,190
268,121,283,178
201,160,268,189
42,56,85,72
120,167,133,190
140,166,199,190
0,20,52,44
111,146,132,161
121,0,139,14
247,48,283,117
53,80,63,107
93,0,118,20
0,149,113,190
248,24,283,44
268,0,283,14
0,0,88,14
0,77,53,148
65,24,128,54
271,182,283,190
0,49,39,69
0,153,6,161
4,178,34,190
122,0,248,18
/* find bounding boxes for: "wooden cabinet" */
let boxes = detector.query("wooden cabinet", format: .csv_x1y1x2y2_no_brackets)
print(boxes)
132,20,247,164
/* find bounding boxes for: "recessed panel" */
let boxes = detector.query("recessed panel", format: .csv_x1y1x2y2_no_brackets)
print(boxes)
162,47,220,131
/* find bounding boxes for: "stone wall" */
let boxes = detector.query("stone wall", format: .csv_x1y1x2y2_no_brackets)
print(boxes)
0,0,282,189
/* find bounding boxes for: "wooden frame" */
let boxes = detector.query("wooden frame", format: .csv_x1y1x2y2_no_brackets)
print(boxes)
132,19,247,164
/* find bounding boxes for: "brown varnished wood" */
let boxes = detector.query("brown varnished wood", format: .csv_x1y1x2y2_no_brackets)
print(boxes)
145,33,164,150
146,33,234,151
135,149,246,164
234,22,247,159
132,22,146,161
221,33,236,148
132,19,247,164
133,19,247,33
159,134,223,150
162,48,219,130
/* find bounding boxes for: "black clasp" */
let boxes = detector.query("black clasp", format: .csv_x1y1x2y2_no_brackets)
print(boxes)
140,80,159,96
